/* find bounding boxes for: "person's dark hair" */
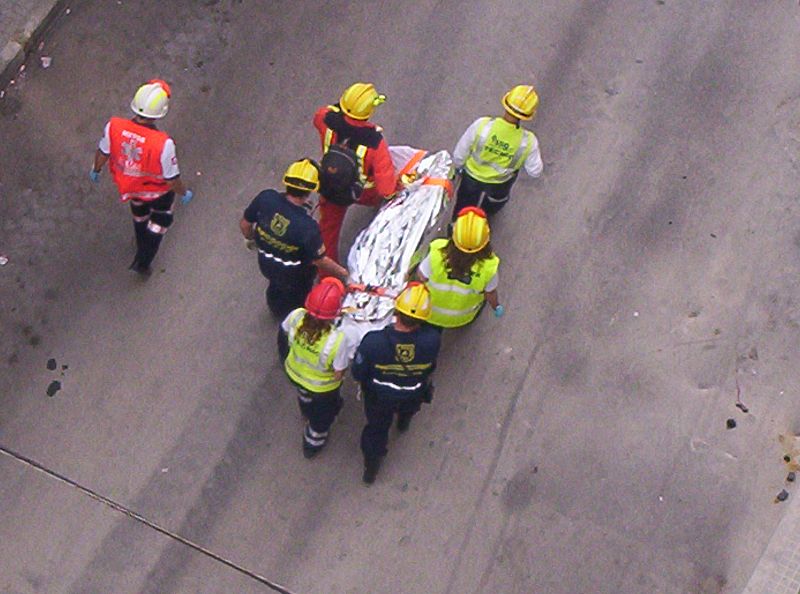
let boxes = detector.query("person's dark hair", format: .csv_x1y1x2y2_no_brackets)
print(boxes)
286,187,311,199
441,240,494,278
396,311,422,329
296,313,331,345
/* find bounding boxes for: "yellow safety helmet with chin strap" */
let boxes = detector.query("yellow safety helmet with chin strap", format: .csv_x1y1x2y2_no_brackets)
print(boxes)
340,82,386,120
395,281,432,321
283,158,320,193
452,206,490,253
502,85,539,120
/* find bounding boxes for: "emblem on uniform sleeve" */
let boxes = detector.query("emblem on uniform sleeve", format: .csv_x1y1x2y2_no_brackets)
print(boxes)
270,213,290,237
396,344,415,363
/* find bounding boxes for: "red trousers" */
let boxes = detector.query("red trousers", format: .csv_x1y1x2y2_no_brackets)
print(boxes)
318,188,383,265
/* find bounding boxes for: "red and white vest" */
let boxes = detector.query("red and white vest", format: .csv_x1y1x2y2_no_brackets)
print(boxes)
108,117,171,202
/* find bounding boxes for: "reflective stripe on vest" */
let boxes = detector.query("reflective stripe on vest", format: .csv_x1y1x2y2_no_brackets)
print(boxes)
284,309,345,392
426,238,500,328
108,117,171,202
464,117,534,184
322,107,372,189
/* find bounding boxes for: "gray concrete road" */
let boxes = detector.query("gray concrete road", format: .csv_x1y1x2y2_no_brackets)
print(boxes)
2,1,800,593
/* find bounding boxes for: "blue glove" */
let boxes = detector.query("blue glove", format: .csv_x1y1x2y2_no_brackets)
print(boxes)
181,190,194,205
89,169,100,183
494,304,505,318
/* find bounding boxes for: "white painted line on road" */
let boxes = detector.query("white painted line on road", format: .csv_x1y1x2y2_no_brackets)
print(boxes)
0,444,297,594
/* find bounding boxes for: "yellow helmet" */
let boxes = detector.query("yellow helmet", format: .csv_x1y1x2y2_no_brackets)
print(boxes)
340,82,386,120
452,206,490,253
502,84,539,120
283,158,320,193
395,282,432,321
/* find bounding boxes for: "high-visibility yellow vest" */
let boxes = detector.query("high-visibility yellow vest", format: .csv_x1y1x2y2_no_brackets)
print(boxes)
322,105,372,189
464,117,535,184
284,308,345,392
426,239,500,328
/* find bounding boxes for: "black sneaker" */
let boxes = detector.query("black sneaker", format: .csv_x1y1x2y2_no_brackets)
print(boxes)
396,414,412,433
362,457,381,484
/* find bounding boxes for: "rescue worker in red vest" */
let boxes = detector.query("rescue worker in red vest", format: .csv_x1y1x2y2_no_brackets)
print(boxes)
240,159,349,319
352,282,441,484
90,79,194,275
417,207,504,328
452,85,543,218
313,82,397,263
280,278,351,458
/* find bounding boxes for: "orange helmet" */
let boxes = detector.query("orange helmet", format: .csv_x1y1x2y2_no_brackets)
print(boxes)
305,278,345,320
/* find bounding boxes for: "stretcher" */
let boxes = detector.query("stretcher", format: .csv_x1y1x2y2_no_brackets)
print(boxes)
339,146,453,345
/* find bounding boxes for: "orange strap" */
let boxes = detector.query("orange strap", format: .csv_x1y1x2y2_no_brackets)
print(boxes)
422,177,454,197
397,150,427,179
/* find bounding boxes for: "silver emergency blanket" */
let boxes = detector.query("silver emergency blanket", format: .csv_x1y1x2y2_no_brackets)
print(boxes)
341,146,452,338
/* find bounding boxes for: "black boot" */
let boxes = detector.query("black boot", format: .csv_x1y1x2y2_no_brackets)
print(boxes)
303,424,326,459
396,413,412,433
363,457,381,484
133,220,148,252
128,254,152,277
136,231,163,272
303,443,322,459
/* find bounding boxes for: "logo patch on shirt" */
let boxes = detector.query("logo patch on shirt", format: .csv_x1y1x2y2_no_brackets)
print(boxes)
395,344,415,363
121,139,143,163
270,213,290,237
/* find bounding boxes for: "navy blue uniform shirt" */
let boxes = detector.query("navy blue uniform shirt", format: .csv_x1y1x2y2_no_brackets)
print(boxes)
352,324,441,400
243,189,324,279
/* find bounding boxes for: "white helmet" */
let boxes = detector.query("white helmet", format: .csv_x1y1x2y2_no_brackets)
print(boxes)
130,79,171,119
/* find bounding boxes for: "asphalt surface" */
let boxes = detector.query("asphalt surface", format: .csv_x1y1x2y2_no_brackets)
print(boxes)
2,1,800,593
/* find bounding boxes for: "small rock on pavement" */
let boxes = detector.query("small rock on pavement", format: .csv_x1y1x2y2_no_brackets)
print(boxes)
46,358,57,370
777,489,790,502
0,255,8,266
726,418,737,429
788,472,796,482
46,380,61,397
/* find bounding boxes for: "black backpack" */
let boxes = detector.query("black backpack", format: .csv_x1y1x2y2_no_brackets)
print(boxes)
319,142,363,205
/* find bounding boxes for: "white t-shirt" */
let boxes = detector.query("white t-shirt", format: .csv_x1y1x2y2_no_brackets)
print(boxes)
419,252,499,292
98,121,180,180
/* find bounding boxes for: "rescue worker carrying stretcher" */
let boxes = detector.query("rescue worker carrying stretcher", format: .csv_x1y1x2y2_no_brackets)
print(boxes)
352,282,441,484
90,79,194,276
417,207,504,327
313,82,397,263
239,159,348,319
279,278,351,458
452,85,543,217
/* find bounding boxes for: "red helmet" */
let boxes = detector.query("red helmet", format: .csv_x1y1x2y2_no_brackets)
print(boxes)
305,278,345,320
